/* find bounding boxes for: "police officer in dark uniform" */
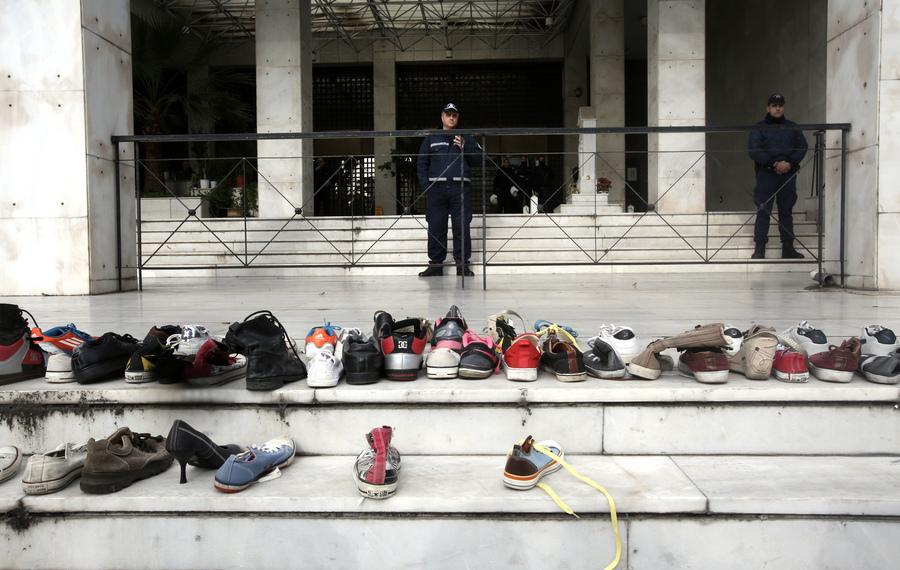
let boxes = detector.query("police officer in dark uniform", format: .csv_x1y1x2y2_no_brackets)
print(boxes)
748,93,808,259
417,103,484,277
491,158,517,213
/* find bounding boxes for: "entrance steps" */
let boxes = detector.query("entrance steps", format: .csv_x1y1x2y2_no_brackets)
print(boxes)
2,374,898,568
138,211,820,278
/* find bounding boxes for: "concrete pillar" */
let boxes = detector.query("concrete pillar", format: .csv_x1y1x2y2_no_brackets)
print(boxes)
0,0,135,295
825,1,899,289
647,0,705,213
563,56,588,193
256,0,313,218
577,108,597,193
589,0,626,205
373,50,396,215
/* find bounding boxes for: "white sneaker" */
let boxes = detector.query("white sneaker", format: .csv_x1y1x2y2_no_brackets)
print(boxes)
0,445,22,485
426,348,461,379
857,325,899,356
21,443,88,494
173,325,216,356
783,321,828,357
597,324,641,364
722,324,743,357
45,353,76,383
307,351,344,388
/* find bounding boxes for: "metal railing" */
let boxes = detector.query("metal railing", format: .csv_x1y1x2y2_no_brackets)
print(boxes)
113,123,851,290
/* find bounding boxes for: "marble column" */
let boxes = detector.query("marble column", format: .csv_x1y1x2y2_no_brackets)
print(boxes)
256,0,313,218
825,0,899,290
647,0,705,213
589,0,626,205
0,0,135,295
373,50,397,215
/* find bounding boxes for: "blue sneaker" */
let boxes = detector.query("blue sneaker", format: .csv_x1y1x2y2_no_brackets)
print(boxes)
214,436,295,492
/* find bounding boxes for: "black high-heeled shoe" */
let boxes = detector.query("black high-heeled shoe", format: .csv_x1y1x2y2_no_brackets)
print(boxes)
165,420,243,484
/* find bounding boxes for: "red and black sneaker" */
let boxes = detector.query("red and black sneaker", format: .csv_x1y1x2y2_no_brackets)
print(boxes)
380,317,427,381
0,304,47,386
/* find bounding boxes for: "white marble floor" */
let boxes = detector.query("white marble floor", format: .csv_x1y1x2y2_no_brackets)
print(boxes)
5,272,898,344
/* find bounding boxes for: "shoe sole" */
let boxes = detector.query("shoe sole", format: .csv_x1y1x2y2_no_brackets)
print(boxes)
809,364,854,383
307,374,342,388
677,360,729,384
214,454,294,493
773,368,809,383
45,371,76,383
345,372,380,385
246,376,291,390
504,364,538,382
384,353,422,381
125,370,156,383
626,360,661,380
187,367,247,387
458,366,492,379
22,467,83,495
585,365,626,379
355,473,399,499
860,371,900,384
503,450,564,490
74,360,129,384
426,365,458,379
80,457,173,494
539,363,586,382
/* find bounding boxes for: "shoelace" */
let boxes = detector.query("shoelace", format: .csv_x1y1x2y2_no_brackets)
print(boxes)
534,322,578,345
306,319,341,339
165,333,183,349
242,311,304,361
129,432,162,453
524,441,621,570
182,325,210,340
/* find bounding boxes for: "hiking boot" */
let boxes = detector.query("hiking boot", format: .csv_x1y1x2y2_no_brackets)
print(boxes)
858,354,900,384
125,325,182,383
783,321,829,360
21,443,87,495
503,436,562,490
597,324,641,364
782,239,805,259
727,325,777,380
80,427,172,494
0,445,22,485
215,436,295,493
305,320,340,360
809,337,861,383
629,324,729,380
458,331,501,379
354,426,401,499
503,333,541,381
72,332,141,384
751,241,766,259
307,351,344,388
678,348,730,384
341,332,383,385
380,317,427,381
540,332,586,382
433,305,467,352
584,337,626,379
226,311,307,391
0,304,46,386
426,347,461,379
772,345,809,383
857,325,899,356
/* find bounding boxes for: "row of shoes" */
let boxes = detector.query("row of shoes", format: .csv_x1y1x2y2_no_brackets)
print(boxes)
0,420,400,501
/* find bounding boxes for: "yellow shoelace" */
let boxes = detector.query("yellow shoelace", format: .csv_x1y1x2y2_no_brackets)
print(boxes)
534,323,578,345
531,442,621,570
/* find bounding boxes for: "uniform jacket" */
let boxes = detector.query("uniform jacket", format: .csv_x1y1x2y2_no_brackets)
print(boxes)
748,115,808,171
417,133,484,189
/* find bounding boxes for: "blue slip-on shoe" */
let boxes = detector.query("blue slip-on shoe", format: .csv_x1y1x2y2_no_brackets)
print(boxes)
214,436,295,492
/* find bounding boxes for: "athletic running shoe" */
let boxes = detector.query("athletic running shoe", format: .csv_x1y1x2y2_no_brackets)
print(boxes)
305,320,340,360
214,436,295,493
433,305,467,352
380,317,427,381
354,426,401,499
772,344,809,383
32,324,95,355
584,337,626,379
596,324,640,364
857,325,899,356
809,337,861,383
458,330,501,379
784,321,829,359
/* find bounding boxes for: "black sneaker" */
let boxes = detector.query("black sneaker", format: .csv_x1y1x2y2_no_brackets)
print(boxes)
225,311,307,391
0,304,46,385
380,317,427,381
73,332,141,384
125,325,182,384
433,305,467,352
584,337,626,379
341,330,383,385
540,333,586,382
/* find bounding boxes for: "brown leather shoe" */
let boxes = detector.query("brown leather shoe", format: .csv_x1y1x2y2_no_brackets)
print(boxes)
80,427,173,494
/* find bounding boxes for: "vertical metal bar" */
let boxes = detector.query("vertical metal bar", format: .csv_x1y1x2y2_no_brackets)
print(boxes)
460,135,467,289
840,129,847,286
481,133,487,290
135,141,143,291
114,141,122,292
816,130,825,280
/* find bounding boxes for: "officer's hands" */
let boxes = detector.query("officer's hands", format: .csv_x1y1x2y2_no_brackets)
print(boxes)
511,187,520,197
490,194,498,206
454,135,463,148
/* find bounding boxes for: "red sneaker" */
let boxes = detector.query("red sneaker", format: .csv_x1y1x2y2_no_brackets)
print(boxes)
773,345,809,382
504,333,541,381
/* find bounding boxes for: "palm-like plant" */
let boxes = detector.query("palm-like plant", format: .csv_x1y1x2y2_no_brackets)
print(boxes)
131,13,253,193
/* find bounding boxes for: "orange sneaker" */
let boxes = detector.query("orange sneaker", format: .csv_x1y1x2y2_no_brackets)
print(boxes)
305,320,340,359
32,324,95,355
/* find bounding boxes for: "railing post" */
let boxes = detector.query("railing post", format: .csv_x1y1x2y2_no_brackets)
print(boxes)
840,129,847,286
481,133,487,290
115,140,122,292
135,141,143,292
815,130,825,282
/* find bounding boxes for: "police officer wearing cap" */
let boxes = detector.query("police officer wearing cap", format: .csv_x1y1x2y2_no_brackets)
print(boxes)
748,93,808,259
417,103,484,277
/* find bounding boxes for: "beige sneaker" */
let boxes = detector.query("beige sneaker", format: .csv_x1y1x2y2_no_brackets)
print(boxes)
22,443,87,494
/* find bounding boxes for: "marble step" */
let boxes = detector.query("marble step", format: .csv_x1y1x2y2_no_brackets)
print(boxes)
1,454,898,569
3,374,897,457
